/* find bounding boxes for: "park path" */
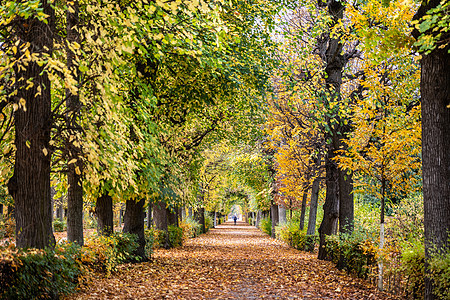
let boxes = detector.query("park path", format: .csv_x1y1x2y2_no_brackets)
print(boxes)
68,222,398,299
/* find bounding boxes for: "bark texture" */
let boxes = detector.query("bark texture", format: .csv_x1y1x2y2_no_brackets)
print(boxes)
278,205,287,224
338,170,354,234
13,0,55,248
153,200,169,248
318,156,339,260
299,192,308,231
421,48,450,300
307,179,320,236
270,202,279,238
123,199,146,261
95,194,113,236
167,207,178,226
66,0,84,246
194,207,206,234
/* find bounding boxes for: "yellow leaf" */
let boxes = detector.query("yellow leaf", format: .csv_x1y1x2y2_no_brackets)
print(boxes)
68,158,77,164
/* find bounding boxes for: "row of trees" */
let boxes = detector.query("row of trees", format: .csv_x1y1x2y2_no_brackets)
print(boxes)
0,0,448,298
257,0,448,298
0,0,285,257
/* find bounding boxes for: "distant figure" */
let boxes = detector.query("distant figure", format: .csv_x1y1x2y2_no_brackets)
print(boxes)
233,215,237,225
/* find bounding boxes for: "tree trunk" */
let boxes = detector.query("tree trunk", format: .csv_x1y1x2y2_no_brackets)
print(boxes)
65,0,84,246
95,194,113,236
338,169,354,235
255,211,261,228
307,179,320,235
317,0,346,261
147,203,152,229
123,199,146,261
420,44,450,299
153,201,168,230
188,207,193,218
318,156,339,260
278,205,287,224
299,192,308,231
153,200,169,248
167,207,178,226
270,202,279,238
12,1,55,248
194,207,206,234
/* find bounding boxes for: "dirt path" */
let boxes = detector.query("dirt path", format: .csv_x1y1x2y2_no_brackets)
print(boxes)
69,222,398,299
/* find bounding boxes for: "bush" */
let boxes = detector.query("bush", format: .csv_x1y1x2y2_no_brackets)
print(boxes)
81,232,139,275
401,241,425,299
53,219,66,232
276,222,305,250
168,225,183,248
144,228,157,258
180,218,202,240
146,225,184,250
325,230,377,278
276,221,318,252
0,242,84,299
429,249,450,300
260,217,272,236
0,216,15,239
205,215,214,231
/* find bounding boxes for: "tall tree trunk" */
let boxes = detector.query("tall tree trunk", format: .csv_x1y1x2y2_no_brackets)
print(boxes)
153,200,169,248
419,32,450,299
147,203,152,229
65,0,84,246
278,205,287,224
318,157,339,260
167,207,177,226
12,1,55,248
255,210,261,228
270,202,279,238
307,178,320,235
123,199,146,261
188,207,193,218
58,205,64,221
194,207,206,234
299,192,308,231
317,0,349,261
339,170,354,234
95,194,113,236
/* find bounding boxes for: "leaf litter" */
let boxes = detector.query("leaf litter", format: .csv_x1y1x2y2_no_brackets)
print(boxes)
66,222,399,299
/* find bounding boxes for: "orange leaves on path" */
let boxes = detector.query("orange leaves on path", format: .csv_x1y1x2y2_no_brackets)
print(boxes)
67,223,398,299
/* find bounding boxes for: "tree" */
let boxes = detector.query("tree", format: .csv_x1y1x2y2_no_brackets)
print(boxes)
3,0,57,248
413,0,450,298
65,0,84,246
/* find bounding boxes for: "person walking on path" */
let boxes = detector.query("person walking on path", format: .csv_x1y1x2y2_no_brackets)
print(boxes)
233,215,237,225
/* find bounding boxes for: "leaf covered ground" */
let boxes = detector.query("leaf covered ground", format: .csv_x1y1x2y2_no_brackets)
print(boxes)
67,222,399,299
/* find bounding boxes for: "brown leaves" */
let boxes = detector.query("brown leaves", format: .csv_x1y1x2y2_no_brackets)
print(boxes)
66,223,399,299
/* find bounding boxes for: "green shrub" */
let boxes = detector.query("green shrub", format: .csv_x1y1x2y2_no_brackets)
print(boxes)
144,228,157,258
180,218,202,240
146,226,184,249
82,232,139,274
401,240,425,299
325,230,377,278
429,248,450,300
260,217,272,236
276,221,306,250
53,219,66,232
205,215,214,232
0,242,84,299
168,225,183,248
